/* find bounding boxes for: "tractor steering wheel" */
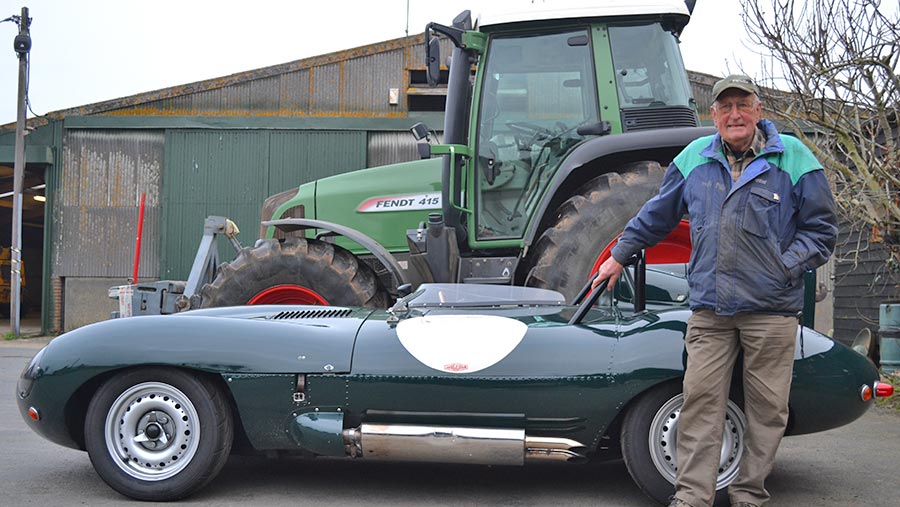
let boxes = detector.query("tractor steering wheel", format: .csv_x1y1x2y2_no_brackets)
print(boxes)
506,121,552,149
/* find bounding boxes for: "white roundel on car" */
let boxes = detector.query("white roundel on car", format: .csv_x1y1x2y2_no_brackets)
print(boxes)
396,315,527,374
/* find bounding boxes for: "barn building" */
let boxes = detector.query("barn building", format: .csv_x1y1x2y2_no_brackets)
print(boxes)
0,32,893,343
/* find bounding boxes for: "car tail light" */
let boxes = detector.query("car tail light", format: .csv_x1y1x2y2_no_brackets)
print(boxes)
874,382,894,398
860,385,873,401
28,407,40,421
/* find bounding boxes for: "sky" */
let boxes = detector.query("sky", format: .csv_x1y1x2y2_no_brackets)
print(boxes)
0,0,759,125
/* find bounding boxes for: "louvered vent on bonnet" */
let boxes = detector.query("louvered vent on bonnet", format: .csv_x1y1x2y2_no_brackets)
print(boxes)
269,308,354,320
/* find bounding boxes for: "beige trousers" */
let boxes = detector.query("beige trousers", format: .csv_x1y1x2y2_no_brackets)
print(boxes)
674,310,798,507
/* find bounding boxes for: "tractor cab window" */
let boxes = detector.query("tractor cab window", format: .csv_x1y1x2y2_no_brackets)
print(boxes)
474,29,599,240
608,23,692,110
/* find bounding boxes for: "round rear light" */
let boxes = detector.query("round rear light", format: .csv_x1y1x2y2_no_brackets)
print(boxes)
859,385,873,401
874,382,894,398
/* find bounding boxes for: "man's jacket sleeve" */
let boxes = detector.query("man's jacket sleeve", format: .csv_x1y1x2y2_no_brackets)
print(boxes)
610,162,687,264
782,169,837,279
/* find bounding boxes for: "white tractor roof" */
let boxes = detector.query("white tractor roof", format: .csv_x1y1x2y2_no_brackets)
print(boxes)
477,0,691,28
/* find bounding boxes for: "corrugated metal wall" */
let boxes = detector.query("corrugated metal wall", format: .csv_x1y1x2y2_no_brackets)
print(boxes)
161,130,268,282
103,38,420,118
367,131,444,167
161,130,367,279
280,70,312,114
268,130,366,191
688,71,717,120
344,50,407,116
832,224,900,345
56,130,163,278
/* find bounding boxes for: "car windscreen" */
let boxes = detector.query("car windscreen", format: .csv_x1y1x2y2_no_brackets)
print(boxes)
405,283,566,308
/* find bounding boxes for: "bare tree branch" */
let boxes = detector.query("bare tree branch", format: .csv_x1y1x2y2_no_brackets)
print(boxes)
743,0,900,271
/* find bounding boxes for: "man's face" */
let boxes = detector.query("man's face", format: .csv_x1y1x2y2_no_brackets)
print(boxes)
711,89,762,151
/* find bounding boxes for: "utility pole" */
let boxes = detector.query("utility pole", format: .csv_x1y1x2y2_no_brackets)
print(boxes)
11,6,31,336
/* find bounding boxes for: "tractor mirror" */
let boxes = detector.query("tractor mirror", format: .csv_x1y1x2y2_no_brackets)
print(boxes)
426,36,441,87
410,122,430,141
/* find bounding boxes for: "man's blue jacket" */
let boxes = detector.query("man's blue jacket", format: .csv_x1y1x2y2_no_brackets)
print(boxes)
610,119,837,315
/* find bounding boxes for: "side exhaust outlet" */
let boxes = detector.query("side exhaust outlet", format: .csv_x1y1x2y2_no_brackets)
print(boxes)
342,423,586,465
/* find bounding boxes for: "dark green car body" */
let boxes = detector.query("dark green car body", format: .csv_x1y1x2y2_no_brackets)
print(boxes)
16,283,880,502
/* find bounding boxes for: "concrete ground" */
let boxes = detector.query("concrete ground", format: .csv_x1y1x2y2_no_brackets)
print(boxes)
0,315,44,339
2,336,898,506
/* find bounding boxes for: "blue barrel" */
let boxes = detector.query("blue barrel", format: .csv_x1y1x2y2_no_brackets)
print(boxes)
880,303,900,373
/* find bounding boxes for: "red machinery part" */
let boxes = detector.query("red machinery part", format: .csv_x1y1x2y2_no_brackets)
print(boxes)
591,219,692,275
248,285,329,306
132,193,146,283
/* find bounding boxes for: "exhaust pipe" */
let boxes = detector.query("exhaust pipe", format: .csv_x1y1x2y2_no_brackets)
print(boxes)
525,436,589,463
342,424,586,465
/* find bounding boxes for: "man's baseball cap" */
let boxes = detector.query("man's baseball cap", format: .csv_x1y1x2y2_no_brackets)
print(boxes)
712,74,760,100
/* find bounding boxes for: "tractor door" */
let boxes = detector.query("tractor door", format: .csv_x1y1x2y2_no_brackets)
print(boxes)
470,28,600,246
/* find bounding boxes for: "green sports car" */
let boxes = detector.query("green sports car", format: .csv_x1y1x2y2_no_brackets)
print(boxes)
16,267,890,505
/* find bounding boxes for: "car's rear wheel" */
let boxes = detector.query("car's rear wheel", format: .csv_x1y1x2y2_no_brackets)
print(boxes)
199,237,391,309
621,382,746,506
84,368,233,501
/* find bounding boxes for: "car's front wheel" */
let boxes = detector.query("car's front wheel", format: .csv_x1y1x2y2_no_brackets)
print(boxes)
84,368,233,501
621,382,747,506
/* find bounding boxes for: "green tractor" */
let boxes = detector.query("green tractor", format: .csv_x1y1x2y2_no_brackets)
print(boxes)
198,1,711,309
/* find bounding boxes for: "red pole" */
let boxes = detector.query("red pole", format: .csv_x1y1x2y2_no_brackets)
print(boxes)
132,193,146,283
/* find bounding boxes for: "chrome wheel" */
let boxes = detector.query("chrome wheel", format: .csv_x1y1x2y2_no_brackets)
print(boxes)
104,382,201,481
648,393,747,489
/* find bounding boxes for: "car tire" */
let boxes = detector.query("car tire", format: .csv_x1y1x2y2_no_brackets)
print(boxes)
198,237,392,309
620,382,747,507
525,161,666,301
84,368,233,501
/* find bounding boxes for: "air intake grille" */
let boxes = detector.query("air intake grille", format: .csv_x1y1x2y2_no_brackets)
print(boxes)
621,106,699,132
270,308,353,320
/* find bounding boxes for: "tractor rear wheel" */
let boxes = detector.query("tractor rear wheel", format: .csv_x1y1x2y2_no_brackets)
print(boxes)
199,237,392,309
525,161,667,301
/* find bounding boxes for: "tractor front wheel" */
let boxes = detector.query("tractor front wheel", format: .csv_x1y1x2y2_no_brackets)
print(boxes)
199,237,391,309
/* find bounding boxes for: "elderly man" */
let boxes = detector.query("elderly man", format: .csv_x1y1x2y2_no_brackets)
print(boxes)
593,75,837,507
